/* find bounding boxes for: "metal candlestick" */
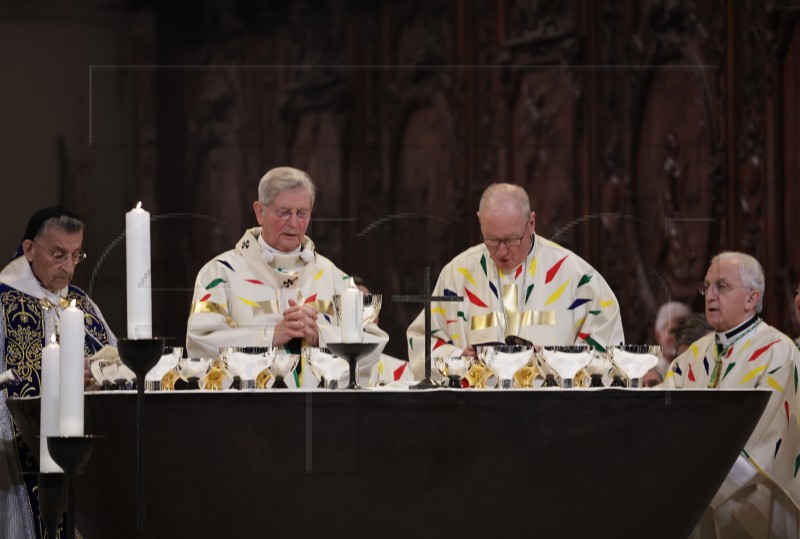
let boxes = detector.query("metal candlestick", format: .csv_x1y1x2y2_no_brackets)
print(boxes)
46,435,97,539
326,342,380,389
117,338,164,539
38,472,66,538
392,268,463,389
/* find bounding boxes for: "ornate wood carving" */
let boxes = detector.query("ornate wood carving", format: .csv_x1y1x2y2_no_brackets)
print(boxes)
122,0,800,352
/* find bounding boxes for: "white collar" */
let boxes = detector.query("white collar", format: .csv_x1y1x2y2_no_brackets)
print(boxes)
256,231,314,266
258,234,301,256
716,315,760,346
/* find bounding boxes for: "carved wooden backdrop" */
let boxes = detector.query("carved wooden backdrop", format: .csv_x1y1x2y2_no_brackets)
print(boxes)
128,0,800,357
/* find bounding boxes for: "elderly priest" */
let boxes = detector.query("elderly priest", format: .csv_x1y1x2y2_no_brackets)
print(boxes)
186,167,388,387
0,206,116,539
662,251,800,538
406,183,624,380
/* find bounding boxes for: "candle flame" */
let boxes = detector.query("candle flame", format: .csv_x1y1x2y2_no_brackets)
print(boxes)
50,333,57,345
135,201,142,210
70,299,77,308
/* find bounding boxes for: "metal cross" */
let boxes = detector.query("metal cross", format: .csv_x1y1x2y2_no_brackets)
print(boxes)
393,267,463,389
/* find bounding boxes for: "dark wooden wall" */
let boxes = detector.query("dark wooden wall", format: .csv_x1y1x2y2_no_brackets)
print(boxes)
117,0,800,357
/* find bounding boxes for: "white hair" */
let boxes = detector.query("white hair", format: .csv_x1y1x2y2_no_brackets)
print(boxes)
257,167,316,206
711,251,765,312
478,183,531,219
655,301,691,333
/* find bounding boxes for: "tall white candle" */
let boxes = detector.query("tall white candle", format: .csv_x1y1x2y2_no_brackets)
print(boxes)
59,300,84,435
126,202,152,338
340,288,363,343
40,334,62,472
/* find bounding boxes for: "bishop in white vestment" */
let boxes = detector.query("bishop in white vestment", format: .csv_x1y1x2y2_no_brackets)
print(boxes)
406,183,624,380
663,252,800,538
186,167,388,387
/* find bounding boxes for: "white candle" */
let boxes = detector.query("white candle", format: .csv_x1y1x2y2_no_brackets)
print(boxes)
40,334,62,472
340,288,363,343
126,202,152,338
59,300,85,436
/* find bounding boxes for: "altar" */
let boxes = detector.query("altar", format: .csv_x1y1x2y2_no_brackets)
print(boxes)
8,388,769,539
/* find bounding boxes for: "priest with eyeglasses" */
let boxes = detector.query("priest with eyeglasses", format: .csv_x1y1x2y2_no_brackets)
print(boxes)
186,166,388,387
662,251,800,538
0,206,116,539
406,183,624,380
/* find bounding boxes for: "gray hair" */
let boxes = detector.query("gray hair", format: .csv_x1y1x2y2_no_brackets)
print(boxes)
478,183,531,219
674,313,713,348
36,215,84,239
257,167,316,207
655,301,691,333
711,251,765,312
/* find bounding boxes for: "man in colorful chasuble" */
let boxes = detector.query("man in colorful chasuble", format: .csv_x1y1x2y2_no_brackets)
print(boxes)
186,167,388,387
406,183,624,380
0,206,116,539
662,252,800,538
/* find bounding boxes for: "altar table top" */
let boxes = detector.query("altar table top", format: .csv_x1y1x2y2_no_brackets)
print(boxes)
8,388,770,539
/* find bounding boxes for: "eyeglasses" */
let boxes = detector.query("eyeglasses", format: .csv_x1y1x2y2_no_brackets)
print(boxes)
698,281,749,296
267,206,311,222
32,241,87,266
483,236,525,249
482,224,530,249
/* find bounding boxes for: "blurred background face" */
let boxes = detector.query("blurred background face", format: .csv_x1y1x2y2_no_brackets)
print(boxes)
656,318,681,362
641,369,662,388
703,258,757,333
23,228,84,292
254,187,313,252
479,204,535,273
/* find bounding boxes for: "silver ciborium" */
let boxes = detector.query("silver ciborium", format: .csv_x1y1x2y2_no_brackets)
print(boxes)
221,346,276,390
436,355,474,388
606,345,662,388
476,344,534,389
332,292,382,328
535,345,595,389
145,346,182,391
303,347,349,389
175,357,213,390
89,357,134,391
583,350,613,387
267,352,300,389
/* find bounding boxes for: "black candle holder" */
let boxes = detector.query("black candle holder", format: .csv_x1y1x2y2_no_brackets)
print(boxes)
38,472,66,538
117,338,164,539
46,435,97,539
326,342,379,389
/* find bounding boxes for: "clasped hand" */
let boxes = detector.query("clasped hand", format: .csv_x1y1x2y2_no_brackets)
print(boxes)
273,299,319,346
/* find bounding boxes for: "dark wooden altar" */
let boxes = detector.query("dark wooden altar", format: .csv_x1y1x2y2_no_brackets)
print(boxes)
9,388,769,539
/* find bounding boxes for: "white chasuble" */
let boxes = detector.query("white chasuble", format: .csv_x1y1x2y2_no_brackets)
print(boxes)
406,235,624,380
663,322,800,538
186,227,389,386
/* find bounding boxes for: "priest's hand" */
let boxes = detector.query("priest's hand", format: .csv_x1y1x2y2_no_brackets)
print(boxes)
461,345,477,357
84,358,96,390
273,300,319,346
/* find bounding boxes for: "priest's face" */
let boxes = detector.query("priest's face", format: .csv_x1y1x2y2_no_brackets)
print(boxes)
254,187,313,252
478,205,535,273
22,228,84,293
702,258,759,333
